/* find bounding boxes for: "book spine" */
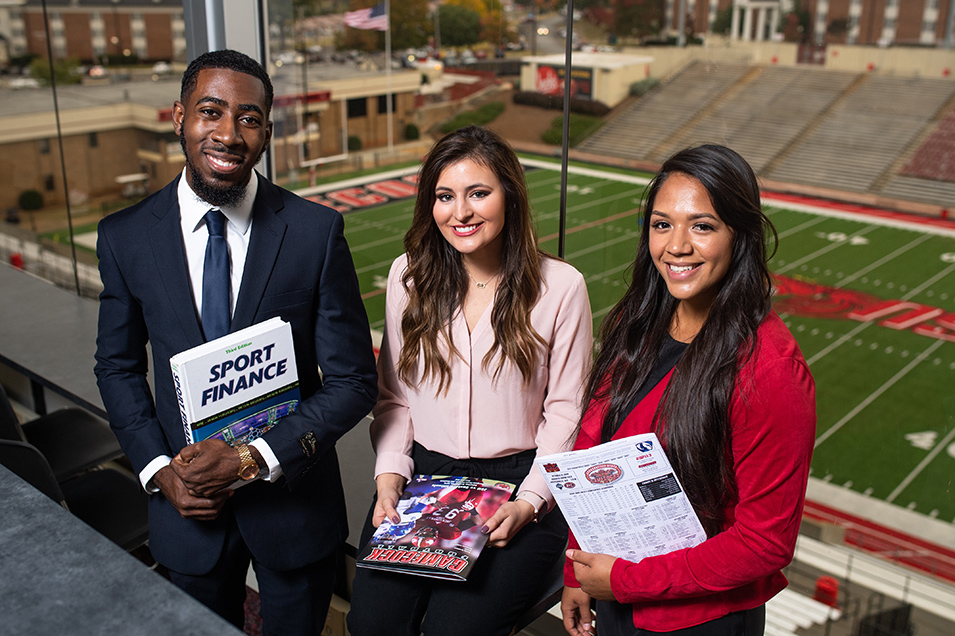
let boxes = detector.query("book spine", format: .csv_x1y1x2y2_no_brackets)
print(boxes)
171,360,194,445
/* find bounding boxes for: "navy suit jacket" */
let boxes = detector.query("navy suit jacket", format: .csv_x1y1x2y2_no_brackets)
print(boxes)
94,173,377,575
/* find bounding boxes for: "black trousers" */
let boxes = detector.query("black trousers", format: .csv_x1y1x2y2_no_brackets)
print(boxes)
167,506,338,636
347,444,568,636
594,600,766,636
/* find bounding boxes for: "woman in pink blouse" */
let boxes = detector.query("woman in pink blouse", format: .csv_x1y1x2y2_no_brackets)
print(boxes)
347,126,593,636
562,145,815,636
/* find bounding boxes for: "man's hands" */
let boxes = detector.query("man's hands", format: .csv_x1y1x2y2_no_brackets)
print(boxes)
372,472,407,527
154,439,266,520
173,439,247,495
481,499,535,547
152,463,232,520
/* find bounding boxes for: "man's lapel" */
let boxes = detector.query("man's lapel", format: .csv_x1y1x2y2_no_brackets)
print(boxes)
232,174,287,331
147,176,204,346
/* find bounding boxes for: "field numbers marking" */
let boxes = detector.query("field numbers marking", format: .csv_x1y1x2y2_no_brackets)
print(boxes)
887,412,955,503
814,231,870,245
776,226,879,275
942,253,955,263
906,431,938,450
776,215,828,239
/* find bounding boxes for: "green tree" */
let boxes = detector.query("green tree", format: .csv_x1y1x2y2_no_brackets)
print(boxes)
711,6,732,35
340,0,431,52
439,4,481,48
391,0,431,50
614,0,664,40
29,57,82,87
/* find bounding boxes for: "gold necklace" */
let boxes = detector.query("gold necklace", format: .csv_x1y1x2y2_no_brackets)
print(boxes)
468,271,496,289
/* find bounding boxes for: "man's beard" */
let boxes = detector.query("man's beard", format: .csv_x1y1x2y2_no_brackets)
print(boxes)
181,134,249,208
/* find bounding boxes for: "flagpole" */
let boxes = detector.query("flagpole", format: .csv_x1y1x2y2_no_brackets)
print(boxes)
385,0,394,152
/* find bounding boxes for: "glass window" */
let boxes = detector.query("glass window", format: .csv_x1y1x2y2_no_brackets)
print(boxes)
377,94,396,114
348,98,368,119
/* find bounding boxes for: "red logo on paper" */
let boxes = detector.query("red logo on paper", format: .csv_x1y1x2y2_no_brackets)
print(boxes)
543,462,560,473
585,464,623,484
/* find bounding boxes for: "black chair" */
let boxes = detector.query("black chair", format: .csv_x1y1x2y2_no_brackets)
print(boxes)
0,439,149,552
0,383,124,483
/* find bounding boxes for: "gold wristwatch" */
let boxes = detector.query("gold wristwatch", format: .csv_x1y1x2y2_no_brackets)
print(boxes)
236,443,260,481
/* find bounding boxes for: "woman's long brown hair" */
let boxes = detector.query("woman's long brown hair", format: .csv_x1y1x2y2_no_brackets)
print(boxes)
397,126,546,394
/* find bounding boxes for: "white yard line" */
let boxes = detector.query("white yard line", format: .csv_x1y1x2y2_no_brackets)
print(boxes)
775,225,880,274
814,339,946,448
564,231,640,259
835,234,934,288
804,243,955,367
805,322,874,366
900,262,955,299
296,165,420,197
774,214,830,238
520,158,653,186
887,424,955,504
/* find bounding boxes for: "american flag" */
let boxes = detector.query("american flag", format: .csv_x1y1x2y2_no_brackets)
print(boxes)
344,2,389,31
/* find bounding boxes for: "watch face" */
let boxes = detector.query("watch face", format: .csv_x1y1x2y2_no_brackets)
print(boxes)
239,463,259,480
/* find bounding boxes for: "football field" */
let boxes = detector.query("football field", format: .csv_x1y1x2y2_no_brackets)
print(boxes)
308,158,955,528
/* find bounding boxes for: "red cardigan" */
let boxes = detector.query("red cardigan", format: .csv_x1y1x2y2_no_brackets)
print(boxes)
565,312,816,631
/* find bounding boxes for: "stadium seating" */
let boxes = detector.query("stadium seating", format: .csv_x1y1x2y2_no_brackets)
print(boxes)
765,587,842,636
766,75,955,194
577,61,955,208
578,61,752,160
883,109,955,205
656,66,857,171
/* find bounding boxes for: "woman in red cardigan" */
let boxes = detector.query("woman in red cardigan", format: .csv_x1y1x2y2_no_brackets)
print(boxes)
562,145,816,636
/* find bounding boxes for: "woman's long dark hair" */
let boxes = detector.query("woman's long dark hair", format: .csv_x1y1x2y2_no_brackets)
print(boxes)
398,125,546,394
582,144,778,536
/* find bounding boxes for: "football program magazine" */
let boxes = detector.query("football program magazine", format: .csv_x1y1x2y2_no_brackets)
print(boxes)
535,432,706,563
356,475,516,581
169,317,300,448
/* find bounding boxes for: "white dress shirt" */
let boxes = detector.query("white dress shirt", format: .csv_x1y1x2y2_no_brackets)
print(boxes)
139,170,283,491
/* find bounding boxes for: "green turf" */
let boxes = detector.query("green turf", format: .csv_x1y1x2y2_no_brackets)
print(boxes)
340,160,955,523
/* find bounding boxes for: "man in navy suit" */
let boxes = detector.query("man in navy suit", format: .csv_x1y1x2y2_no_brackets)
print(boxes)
94,50,377,635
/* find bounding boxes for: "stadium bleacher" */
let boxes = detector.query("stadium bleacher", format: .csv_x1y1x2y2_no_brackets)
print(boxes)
578,61,752,160
578,62,955,209
655,66,857,171
766,75,955,194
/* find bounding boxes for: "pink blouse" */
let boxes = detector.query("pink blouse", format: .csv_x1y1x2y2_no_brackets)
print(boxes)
371,254,593,504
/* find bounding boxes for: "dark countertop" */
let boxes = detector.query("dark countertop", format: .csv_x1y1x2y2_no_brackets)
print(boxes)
0,264,108,417
0,463,242,635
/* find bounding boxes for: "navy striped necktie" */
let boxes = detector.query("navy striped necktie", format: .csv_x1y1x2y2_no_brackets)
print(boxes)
201,209,230,341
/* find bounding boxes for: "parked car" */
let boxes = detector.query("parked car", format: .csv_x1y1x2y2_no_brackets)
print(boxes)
9,77,40,89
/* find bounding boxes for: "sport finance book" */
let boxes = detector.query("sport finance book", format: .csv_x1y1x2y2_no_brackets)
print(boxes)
170,317,300,447
356,475,515,581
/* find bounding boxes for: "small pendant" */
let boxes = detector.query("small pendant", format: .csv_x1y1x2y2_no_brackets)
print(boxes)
475,282,486,289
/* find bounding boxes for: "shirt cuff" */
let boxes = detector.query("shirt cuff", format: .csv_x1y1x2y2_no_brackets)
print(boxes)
140,455,172,492
373,450,415,482
250,438,283,481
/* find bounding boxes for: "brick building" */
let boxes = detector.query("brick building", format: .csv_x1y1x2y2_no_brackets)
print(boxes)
2,0,185,64
660,0,953,47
